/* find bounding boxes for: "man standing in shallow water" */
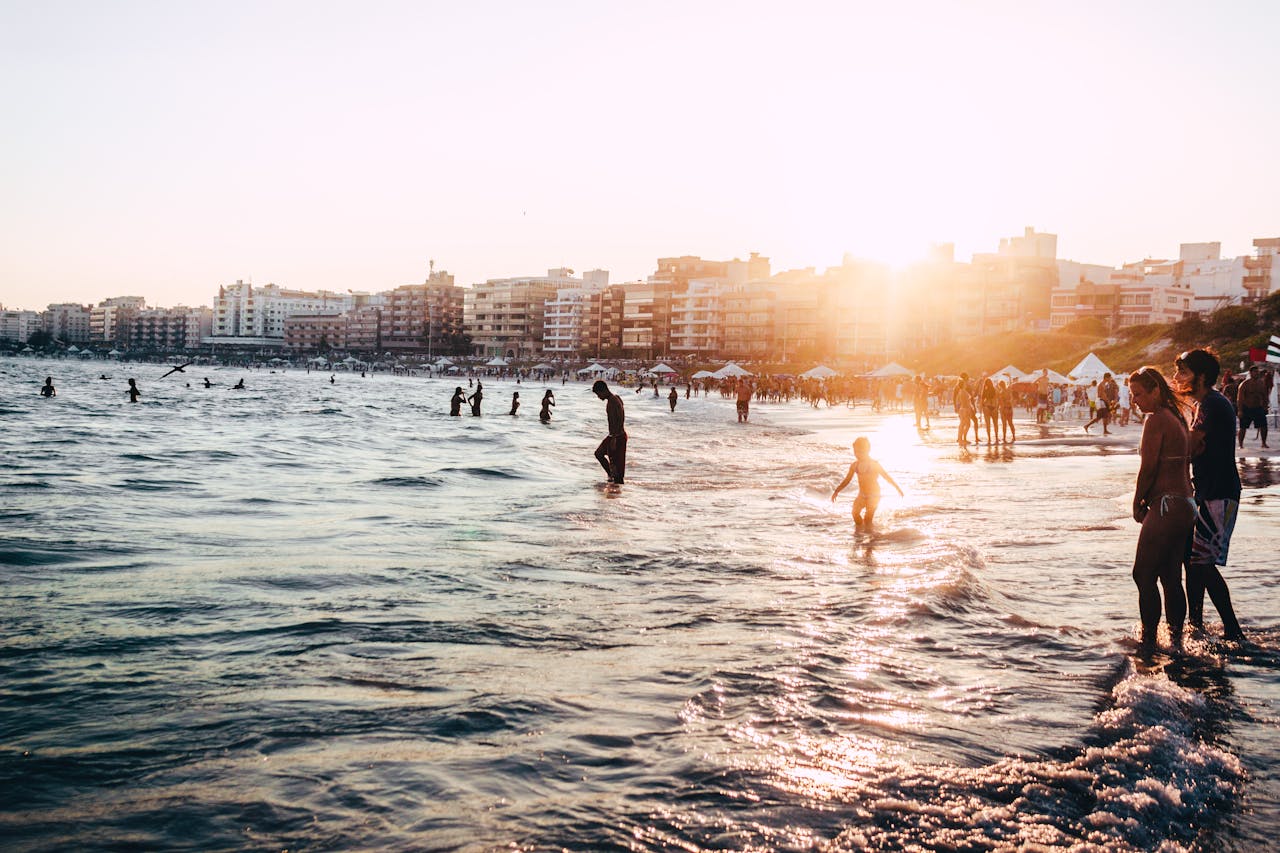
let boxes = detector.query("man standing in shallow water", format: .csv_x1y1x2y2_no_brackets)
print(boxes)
1174,348,1245,641
592,380,626,484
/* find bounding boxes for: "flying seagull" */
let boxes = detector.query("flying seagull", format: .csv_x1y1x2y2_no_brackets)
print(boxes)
160,362,193,379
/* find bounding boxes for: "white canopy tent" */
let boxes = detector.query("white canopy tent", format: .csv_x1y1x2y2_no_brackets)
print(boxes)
577,363,607,375
66,345,80,353
991,364,1029,381
691,370,717,379
434,356,454,366
648,362,678,374
107,349,122,357
800,365,838,379
1067,352,1115,382
1031,368,1073,384
485,356,509,367
868,362,913,378
530,362,555,372
715,362,753,377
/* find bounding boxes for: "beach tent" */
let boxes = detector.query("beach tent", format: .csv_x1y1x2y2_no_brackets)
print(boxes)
648,362,678,374
1067,352,1114,382
107,349,122,357
800,365,838,379
691,370,717,379
991,364,1029,381
434,356,454,365
577,363,607,374
531,362,555,372
716,362,753,377
309,356,329,365
78,350,94,358
868,362,913,377
66,345,80,354
485,356,509,367
1030,368,1073,384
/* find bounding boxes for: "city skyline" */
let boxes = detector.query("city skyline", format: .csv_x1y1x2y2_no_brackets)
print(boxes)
3,1,1278,309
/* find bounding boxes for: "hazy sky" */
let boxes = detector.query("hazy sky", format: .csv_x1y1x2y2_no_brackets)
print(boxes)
2,0,1277,309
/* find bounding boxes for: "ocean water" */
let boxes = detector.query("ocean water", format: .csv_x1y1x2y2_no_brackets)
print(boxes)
2,358,1279,851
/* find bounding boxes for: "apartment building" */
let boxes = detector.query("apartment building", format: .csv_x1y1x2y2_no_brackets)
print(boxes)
0,310,43,343
90,296,146,344
213,281,350,341
42,303,92,344
465,268,588,358
124,306,213,350
383,267,464,354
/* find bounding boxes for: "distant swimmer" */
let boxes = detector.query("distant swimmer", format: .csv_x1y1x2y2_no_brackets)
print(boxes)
232,378,245,390
450,387,465,416
40,376,56,397
668,386,678,412
509,391,520,415
468,382,483,416
203,377,214,388
592,380,627,484
126,378,140,403
540,389,555,422
330,374,335,384
160,361,193,379
99,374,109,380
831,436,903,530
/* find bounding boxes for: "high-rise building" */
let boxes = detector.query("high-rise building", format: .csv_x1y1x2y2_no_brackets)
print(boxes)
0,310,43,343
1244,238,1280,304
124,306,213,350
42,303,93,344
383,266,464,355
465,268,585,358
90,296,146,344
212,281,350,341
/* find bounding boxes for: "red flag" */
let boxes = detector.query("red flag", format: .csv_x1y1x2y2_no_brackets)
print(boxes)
1249,347,1267,363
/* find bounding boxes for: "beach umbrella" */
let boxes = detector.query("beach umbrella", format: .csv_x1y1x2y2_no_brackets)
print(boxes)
485,356,509,367
649,362,678,374
691,370,716,379
800,365,838,379
78,350,94,358
107,349,122,357
867,361,913,377
716,362,753,377
66,345,80,353
434,356,455,365
309,356,329,365
577,363,606,374
531,362,555,371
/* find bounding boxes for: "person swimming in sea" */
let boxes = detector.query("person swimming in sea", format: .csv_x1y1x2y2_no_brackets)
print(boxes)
539,389,555,422
509,391,520,415
126,378,140,403
40,377,56,398
450,387,465,416
232,378,245,390
203,377,214,388
831,436,903,529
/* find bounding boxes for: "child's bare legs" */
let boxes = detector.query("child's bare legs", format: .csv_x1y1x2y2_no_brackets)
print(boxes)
852,494,879,528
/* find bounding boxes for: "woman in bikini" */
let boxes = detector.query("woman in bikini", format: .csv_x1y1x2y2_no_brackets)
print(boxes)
1129,366,1194,653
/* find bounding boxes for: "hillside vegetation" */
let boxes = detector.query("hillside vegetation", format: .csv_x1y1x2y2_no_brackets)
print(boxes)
908,292,1280,379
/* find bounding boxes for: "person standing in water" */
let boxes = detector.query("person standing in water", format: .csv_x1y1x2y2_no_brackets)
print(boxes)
592,380,627,484
1236,366,1270,449
1174,348,1246,641
450,387,465,416
539,390,555,422
1128,366,1194,654
997,380,1016,443
126,378,140,403
831,436,903,530
467,381,483,416
736,381,752,422
40,377,56,398
668,386,678,412
509,391,520,415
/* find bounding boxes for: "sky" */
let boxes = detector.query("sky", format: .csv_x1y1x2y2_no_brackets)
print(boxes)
2,0,1278,309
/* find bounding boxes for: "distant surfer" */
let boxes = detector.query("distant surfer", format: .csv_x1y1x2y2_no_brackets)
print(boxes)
539,389,555,422
1128,366,1193,654
831,436,903,530
126,378,140,403
450,387,465,416
593,380,626,484
40,376,56,397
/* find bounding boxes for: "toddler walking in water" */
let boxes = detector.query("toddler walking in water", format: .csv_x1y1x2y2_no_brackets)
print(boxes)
831,436,903,529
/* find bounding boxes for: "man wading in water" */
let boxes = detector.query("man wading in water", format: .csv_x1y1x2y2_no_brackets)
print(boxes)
593,380,627,485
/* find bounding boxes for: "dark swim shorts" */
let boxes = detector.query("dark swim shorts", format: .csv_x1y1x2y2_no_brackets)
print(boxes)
1238,406,1267,430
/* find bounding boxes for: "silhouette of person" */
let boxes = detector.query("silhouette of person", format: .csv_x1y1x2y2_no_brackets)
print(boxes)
330,374,335,384
468,382,483,416
126,378,140,403
668,386,678,412
593,380,627,484
831,436,903,529
203,377,213,388
450,387,465,416
540,390,555,422
40,377,56,398
509,391,520,415
232,378,245,390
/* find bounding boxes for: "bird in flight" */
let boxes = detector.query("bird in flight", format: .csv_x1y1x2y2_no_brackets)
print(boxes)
160,362,193,379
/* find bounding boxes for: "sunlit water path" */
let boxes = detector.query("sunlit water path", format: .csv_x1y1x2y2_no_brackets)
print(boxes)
2,359,1279,850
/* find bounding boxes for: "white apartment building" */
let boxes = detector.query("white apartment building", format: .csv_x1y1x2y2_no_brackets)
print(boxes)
90,296,146,343
1178,243,1248,313
668,278,722,356
0,310,43,343
42,303,93,344
212,280,351,341
466,268,598,358
542,287,599,356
